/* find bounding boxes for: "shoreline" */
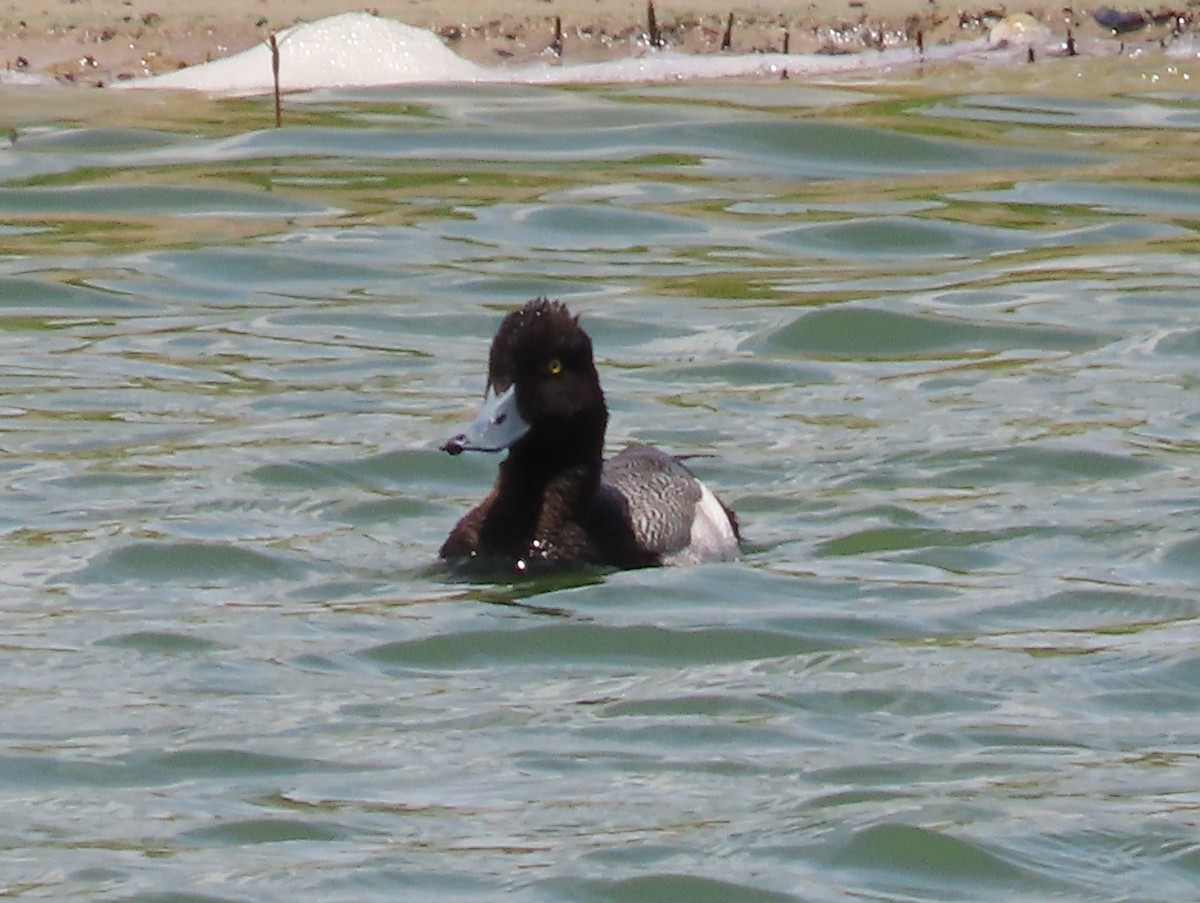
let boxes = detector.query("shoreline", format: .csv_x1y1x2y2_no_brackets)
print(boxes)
0,0,1192,87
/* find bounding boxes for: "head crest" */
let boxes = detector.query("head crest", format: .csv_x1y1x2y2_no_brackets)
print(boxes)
488,297,589,387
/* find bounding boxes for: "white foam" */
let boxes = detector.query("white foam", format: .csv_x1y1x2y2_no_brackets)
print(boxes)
1165,33,1200,60
115,12,485,94
986,12,1052,47
1,69,54,88
514,44,961,85
114,11,1032,96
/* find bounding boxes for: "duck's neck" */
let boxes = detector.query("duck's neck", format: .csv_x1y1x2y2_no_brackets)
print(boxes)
482,421,605,562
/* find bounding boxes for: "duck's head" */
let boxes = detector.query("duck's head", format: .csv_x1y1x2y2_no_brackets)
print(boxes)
443,298,607,457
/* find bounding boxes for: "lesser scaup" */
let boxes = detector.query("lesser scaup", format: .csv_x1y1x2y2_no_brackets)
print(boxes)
440,298,739,572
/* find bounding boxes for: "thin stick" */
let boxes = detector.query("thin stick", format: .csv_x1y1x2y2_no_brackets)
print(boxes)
552,15,563,57
721,12,734,50
269,32,282,128
647,0,663,47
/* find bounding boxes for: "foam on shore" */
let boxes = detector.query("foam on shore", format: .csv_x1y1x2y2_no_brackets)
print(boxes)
109,10,1195,95
108,11,1018,94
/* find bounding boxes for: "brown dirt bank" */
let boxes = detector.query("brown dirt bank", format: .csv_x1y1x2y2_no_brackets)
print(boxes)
0,0,1192,87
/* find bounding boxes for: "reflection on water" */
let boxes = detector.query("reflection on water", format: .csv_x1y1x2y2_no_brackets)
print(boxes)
3,62,1200,902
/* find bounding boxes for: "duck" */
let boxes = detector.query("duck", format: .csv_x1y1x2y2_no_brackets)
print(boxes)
440,297,740,572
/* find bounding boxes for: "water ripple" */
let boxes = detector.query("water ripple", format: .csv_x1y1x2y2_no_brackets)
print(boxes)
3,74,1200,903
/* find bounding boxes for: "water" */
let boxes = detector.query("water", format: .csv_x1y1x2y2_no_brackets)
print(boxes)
3,60,1200,901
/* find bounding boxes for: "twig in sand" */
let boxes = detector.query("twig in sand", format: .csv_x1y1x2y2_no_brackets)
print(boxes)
721,12,735,50
269,32,282,128
647,1,664,47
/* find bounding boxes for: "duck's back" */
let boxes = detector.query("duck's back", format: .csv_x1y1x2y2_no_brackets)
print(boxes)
589,442,739,567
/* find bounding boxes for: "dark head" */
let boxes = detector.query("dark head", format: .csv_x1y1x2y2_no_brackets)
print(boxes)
442,298,608,463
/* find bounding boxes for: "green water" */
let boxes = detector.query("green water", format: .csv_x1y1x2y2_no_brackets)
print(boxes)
3,59,1200,901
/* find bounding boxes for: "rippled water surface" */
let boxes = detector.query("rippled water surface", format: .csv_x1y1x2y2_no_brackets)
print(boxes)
4,60,1200,901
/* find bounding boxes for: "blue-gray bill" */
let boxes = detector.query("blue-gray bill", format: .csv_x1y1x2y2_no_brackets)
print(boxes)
441,384,530,456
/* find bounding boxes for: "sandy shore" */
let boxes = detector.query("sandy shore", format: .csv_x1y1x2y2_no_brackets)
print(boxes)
0,0,1186,86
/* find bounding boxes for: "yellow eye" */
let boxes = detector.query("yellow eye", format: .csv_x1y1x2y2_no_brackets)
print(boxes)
547,358,563,375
